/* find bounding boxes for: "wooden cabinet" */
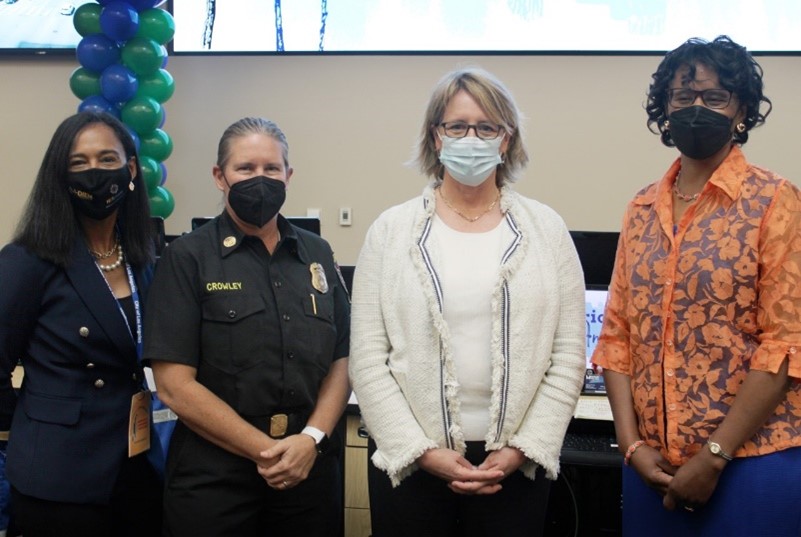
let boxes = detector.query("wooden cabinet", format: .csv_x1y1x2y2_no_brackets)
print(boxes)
344,414,371,537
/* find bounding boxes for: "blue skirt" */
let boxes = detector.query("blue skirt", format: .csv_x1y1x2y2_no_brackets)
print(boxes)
622,447,801,537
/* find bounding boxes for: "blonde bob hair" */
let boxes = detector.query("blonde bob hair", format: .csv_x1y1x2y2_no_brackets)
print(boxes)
414,67,529,187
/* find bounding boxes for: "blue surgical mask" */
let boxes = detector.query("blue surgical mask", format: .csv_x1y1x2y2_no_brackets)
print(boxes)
438,134,504,187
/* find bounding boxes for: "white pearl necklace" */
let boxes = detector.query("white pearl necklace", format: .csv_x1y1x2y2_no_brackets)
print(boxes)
96,244,124,272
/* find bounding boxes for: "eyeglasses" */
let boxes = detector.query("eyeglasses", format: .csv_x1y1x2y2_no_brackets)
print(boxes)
438,121,504,140
667,88,733,110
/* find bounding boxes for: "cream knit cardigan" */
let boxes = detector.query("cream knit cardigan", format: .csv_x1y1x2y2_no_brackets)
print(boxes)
349,184,586,486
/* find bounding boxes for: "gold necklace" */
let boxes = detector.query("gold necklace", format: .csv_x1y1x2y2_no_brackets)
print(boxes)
673,171,700,202
438,187,500,223
90,236,119,259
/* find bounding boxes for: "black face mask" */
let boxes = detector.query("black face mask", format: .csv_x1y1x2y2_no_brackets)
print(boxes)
67,166,131,220
227,176,286,228
668,105,733,160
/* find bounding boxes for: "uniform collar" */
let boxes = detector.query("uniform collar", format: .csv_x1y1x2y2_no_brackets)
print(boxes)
633,145,748,207
217,210,306,263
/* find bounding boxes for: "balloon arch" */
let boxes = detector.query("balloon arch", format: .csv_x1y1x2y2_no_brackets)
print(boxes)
69,0,176,219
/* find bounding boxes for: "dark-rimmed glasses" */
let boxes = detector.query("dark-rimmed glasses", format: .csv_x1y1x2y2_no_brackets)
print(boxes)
667,88,733,110
438,121,504,140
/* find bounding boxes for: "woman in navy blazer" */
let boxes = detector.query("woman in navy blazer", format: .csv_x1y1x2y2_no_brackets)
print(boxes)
0,112,162,536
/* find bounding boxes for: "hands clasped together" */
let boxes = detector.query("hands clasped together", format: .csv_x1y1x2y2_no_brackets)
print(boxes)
418,446,527,495
256,434,319,491
629,443,725,512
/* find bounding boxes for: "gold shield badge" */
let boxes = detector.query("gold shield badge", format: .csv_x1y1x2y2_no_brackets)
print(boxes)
310,262,329,293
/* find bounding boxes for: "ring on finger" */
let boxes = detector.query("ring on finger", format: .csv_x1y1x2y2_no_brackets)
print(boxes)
282,480,289,488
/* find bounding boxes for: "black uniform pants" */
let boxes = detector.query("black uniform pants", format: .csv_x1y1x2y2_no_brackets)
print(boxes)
368,440,551,537
163,429,341,537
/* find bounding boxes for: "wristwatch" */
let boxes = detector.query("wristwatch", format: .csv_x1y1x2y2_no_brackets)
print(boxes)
302,426,330,454
707,441,733,461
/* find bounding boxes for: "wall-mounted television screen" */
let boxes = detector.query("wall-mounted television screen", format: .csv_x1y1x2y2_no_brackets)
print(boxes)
0,0,94,55
172,0,801,55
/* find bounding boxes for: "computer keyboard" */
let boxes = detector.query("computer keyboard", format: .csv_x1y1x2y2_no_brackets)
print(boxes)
561,432,623,466
563,432,618,453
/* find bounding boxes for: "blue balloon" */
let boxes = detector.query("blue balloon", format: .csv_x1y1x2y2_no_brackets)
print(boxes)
76,34,120,72
79,95,120,118
127,127,141,152
128,0,161,10
100,64,138,102
100,1,139,41
160,162,168,185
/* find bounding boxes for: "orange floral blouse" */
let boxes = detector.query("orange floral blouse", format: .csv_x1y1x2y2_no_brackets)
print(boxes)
592,146,801,466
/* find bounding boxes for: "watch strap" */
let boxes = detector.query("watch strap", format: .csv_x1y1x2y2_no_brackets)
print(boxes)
301,425,329,453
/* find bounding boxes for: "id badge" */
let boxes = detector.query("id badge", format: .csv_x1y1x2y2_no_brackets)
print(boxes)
128,390,152,457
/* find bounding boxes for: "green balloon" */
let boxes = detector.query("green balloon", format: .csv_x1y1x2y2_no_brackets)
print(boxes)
139,129,173,162
73,3,102,37
121,37,166,77
140,155,162,193
69,67,101,100
149,186,175,219
135,8,175,45
135,69,174,103
121,96,163,135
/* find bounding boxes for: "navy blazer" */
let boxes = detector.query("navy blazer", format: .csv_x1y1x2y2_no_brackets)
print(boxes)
0,240,154,504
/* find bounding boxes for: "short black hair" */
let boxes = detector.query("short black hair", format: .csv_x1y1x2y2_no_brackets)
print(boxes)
645,35,771,147
13,111,154,268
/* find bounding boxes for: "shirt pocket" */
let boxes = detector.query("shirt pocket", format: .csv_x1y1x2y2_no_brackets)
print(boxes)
200,293,267,373
299,291,337,370
302,291,335,324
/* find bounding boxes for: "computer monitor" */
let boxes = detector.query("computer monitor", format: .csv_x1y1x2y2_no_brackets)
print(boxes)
285,217,321,236
190,216,213,230
151,217,166,257
584,285,608,394
570,231,620,286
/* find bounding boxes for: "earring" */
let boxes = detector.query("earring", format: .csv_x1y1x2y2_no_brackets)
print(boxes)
664,120,670,130
128,180,135,192
735,122,746,133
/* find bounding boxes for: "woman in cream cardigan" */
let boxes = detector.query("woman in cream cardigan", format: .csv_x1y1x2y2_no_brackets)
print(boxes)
349,67,586,537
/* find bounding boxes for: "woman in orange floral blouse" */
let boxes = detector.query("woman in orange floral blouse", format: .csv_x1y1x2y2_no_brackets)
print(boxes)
593,35,801,536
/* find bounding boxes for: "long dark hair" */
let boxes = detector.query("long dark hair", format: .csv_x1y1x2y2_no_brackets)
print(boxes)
646,35,771,146
13,112,154,268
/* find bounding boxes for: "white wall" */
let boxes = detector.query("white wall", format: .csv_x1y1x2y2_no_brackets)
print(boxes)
2,53,800,263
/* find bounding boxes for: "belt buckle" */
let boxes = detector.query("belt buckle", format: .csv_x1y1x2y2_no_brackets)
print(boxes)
270,413,289,438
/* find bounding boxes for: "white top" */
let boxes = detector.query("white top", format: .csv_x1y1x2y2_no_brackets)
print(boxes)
431,216,506,440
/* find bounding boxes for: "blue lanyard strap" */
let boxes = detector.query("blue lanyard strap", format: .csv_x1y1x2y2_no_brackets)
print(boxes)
95,261,143,360
124,262,143,360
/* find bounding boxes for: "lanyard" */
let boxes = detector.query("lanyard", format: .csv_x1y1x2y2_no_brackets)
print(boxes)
95,260,143,360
